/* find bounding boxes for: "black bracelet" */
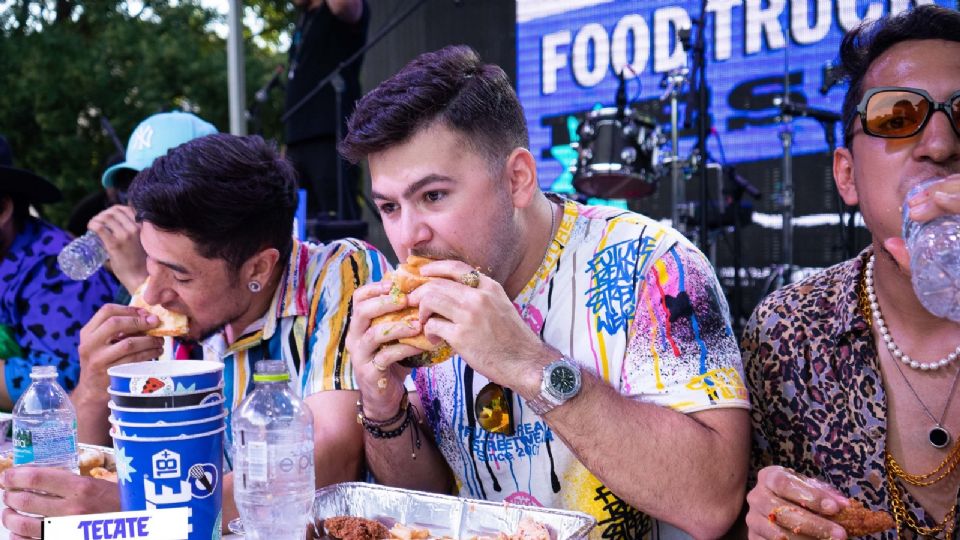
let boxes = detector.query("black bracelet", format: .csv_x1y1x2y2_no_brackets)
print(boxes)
356,393,408,428
364,408,413,439
363,402,423,460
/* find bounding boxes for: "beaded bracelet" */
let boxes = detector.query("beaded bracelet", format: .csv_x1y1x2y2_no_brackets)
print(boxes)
361,399,423,459
365,408,413,439
356,392,408,429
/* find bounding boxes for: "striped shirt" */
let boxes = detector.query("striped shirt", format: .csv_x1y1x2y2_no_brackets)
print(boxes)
163,237,390,453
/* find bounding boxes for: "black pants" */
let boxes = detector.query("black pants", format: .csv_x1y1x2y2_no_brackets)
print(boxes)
287,135,362,221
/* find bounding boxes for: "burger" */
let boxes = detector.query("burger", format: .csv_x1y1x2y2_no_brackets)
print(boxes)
372,256,454,368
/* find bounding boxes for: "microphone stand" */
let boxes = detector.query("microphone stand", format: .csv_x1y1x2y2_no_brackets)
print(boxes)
660,67,690,235
688,0,711,253
282,0,428,240
775,102,851,259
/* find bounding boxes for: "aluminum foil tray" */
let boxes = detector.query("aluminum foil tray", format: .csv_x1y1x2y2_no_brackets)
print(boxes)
312,482,596,540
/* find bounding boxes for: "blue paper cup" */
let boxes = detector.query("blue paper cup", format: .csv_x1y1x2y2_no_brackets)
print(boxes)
109,397,225,423
109,360,224,395
110,411,227,438
112,426,225,540
109,385,223,409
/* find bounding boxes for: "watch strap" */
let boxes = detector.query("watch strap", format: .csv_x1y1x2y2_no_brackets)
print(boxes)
526,391,562,416
526,356,580,416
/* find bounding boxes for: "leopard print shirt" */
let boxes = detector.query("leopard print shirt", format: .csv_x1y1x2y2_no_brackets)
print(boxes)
742,248,949,539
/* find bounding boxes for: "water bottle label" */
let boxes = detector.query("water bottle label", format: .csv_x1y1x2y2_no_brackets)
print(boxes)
12,426,34,465
270,441,314,477
12,421,77,466
247,441,268,482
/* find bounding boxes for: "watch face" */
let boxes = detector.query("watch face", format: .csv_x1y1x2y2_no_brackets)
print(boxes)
549,364,579,397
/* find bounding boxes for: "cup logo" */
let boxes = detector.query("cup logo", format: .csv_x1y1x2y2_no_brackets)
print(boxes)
152,449,181,479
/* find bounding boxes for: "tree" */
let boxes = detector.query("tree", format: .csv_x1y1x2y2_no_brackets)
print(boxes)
0,0,286,227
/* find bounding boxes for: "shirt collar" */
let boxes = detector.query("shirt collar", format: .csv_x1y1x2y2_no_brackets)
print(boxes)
198,238,309,355
831,246,873,340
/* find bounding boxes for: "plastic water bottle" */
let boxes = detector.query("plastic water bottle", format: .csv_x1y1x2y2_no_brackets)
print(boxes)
232,360,315,540
58,231,109,280
12,365,79,473
903,180,960,322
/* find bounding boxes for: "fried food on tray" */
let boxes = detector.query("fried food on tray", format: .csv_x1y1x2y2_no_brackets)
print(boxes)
323,516,390,540
78,446,106,477
769,500,895,538
512,517,552,540
323,515,551,540
0,447,117,487
0,454,12,488
829,500,895,537
88,466,118,482
472,517,553,540
389,523,430,540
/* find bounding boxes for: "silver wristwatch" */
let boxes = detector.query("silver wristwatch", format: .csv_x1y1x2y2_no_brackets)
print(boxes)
526,356,582,416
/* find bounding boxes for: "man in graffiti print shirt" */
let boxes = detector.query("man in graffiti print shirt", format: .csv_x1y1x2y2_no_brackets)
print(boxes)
340,46,751,539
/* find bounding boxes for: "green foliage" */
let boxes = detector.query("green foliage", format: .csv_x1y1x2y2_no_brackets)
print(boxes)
0,0,287,227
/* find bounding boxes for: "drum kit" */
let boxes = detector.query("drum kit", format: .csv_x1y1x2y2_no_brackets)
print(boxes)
570,105,661,201
565,63,761,334
563,5,851,334
566,67,738,246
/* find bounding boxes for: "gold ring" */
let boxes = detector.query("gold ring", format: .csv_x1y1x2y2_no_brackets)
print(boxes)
377,377,388,390
372,359,387,372
459,269,481,288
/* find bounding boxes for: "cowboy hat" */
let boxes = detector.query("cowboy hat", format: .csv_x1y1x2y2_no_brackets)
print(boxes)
0,135,62,204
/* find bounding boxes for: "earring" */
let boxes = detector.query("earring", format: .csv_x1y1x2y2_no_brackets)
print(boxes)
248,281,262,293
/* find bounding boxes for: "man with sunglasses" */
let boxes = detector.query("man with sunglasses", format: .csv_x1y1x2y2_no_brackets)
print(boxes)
341,46,751,539
743,6,960,539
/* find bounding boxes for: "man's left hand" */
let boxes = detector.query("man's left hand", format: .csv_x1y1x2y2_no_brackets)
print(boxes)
410,260,551,389
2,467,120,539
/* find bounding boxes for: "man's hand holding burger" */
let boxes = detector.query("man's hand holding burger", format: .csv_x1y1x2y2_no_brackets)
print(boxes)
408,258,556,391
347,255,555,415
345,275,424,419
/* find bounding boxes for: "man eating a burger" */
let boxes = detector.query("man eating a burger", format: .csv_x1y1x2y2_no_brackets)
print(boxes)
1,133,390,538
341,45,751,539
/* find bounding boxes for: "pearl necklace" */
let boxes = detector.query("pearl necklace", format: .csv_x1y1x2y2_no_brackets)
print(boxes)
865,253,960,371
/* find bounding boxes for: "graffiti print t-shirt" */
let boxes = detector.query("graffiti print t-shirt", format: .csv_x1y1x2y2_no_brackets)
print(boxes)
414,198,749,539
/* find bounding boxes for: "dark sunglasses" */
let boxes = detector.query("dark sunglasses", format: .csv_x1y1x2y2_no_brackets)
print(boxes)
857,86,960,139
475,382,514,436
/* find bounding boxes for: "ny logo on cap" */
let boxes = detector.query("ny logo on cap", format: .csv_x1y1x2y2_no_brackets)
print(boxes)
131,125,155,151
152,449,181,479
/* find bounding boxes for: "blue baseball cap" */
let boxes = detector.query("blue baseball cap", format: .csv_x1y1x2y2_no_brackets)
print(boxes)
102,112,218,188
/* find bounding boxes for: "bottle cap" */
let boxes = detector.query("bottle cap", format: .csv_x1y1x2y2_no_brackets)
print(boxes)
253,359,290,383
29,365,57,379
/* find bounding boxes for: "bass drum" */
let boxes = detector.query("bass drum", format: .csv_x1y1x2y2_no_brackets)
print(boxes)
572,107,661,199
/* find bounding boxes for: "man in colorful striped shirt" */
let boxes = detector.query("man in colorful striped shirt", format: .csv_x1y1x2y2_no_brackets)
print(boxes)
0,134,390,538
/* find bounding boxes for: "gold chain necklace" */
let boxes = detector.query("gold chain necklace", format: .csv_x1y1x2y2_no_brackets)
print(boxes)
860,254,960,537
885,451,960,538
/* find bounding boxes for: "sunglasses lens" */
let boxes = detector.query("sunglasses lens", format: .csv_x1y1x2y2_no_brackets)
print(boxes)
865,90,929,137
475,383,513,435
952,95,960,133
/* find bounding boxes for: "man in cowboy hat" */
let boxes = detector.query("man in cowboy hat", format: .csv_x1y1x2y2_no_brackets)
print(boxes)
0,134,119,410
